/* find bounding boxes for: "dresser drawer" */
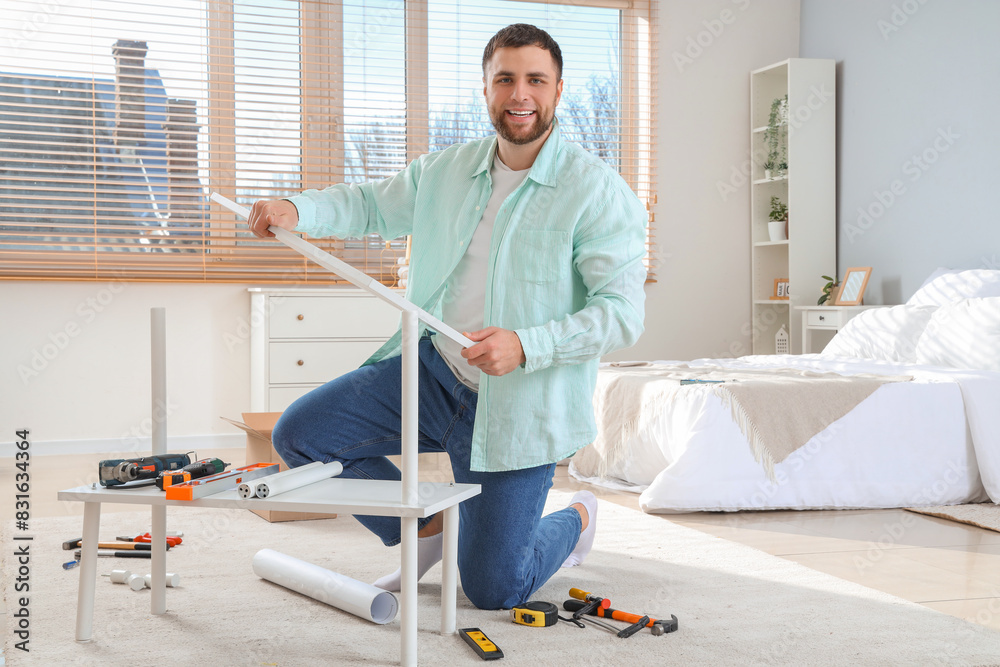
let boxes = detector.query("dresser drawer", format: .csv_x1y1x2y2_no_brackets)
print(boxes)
269,295,399,339
269,340,386,383
806,309,848,328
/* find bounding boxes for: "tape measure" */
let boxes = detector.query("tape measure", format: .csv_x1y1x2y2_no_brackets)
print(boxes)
511,601,559,627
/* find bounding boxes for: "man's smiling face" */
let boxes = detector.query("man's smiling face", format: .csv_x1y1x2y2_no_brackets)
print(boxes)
483,45,563,147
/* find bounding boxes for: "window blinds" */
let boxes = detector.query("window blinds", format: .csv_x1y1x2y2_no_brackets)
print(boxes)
0,0,656,283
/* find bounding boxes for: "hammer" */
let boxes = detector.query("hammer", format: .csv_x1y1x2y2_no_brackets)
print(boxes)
563,599,679,636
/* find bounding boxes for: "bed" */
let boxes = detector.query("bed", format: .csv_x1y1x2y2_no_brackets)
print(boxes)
571,269,1000,513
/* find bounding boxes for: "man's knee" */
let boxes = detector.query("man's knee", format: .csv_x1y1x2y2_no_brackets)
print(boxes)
461,567,528,610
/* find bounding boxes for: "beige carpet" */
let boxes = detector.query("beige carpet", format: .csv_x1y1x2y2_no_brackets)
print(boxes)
906,502,1000,533
5,492,1000,666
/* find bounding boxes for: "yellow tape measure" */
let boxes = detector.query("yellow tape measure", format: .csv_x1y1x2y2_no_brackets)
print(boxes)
511,601,559,627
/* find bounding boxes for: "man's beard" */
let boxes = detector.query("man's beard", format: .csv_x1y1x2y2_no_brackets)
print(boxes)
488,107,555,145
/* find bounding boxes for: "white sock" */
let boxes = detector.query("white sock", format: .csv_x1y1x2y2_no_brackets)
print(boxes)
562,491,598,568
372,532,443,592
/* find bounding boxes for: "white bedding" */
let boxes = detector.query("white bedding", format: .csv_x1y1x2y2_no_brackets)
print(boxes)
570,354,1000,513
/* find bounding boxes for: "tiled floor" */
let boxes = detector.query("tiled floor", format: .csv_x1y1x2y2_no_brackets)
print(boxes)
4,448,1000,658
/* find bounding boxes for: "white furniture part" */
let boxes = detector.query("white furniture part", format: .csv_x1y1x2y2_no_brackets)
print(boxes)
750,58,837,354
57,473,480,657
796,305,879,354
250,287,399,412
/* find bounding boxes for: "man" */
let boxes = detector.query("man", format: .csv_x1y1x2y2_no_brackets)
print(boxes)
247,24,646,610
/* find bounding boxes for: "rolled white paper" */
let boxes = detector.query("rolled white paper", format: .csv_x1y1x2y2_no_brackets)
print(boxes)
248,460,324,496
252,549,398,624
256,461,344,498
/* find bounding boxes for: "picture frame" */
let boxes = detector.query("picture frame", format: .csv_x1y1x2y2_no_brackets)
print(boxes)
835,267,872,306
771,278,790,300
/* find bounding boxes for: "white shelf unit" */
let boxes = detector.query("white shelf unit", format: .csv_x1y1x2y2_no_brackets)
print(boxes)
249,287,400,412
750,58,837,354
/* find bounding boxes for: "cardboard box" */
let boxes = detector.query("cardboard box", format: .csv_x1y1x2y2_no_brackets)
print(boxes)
222,412,338,523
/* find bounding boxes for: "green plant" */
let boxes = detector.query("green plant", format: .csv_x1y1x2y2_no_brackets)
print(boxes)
763,159,775,172
818,274,840,305
763,95,788,167
768,196,788,222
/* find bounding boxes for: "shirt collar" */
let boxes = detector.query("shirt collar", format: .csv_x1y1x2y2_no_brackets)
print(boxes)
471,117,562,188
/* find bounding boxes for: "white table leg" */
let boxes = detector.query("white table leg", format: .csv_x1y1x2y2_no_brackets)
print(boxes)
440,504,459,634
150,505,167,614
75,501,101,642
400,516,418,667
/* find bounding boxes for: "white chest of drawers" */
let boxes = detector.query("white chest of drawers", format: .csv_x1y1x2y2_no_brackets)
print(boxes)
249,288,400,412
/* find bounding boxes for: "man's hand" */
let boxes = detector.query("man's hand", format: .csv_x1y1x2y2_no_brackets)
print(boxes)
461,327,526,377
247,199,299,238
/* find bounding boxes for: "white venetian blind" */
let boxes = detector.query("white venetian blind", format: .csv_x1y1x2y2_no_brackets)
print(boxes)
0,0,657,283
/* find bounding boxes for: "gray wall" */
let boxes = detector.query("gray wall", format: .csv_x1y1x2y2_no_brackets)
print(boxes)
800,0,1000,304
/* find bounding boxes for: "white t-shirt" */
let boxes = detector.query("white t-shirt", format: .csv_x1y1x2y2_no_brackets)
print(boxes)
433,154,530,389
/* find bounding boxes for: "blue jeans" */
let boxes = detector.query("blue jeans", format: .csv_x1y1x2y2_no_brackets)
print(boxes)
271,335,582,609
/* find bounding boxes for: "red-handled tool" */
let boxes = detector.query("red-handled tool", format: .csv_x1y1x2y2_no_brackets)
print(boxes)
563,599,679,636
568,587,611,609
116,533,183,547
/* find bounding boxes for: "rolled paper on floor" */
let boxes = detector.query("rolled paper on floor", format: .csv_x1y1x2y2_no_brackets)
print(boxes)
248,461,324,498
252,549,398,625
255,461,344,499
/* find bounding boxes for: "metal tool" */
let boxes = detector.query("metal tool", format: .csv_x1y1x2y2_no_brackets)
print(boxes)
156,457,229,490
564,599,679,636
98,453,193,487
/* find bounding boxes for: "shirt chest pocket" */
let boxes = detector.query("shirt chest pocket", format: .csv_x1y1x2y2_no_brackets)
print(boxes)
513,230,572,283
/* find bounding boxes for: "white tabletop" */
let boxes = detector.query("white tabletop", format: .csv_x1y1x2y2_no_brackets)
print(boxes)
58,478,481,518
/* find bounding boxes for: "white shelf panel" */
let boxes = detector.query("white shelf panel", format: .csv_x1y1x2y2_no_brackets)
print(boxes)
753,300,791,306
754,240,790,247
59,478,482,519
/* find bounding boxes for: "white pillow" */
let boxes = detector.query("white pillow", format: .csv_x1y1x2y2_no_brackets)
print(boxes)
907,269,1000,306
821,304,938,363
915,298,1000,371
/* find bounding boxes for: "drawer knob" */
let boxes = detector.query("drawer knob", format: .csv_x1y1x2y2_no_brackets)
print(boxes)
297,360,304,366
818,315,825,321
297,314,304,321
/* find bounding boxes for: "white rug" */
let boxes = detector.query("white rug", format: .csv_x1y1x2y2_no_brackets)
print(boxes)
907,503,1000,534
5,491,1000,666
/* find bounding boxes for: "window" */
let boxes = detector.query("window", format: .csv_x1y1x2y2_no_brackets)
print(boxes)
0,0,656,283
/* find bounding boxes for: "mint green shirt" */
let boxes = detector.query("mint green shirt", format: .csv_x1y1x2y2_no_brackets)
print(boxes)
288,119,647,472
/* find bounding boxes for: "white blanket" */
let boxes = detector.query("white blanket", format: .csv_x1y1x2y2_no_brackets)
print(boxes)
571,354,1000,512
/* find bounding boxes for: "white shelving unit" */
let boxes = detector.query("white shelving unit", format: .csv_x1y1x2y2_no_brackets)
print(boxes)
750,58,837,354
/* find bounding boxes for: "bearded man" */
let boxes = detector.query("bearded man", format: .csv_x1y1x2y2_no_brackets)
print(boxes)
247,23,646,609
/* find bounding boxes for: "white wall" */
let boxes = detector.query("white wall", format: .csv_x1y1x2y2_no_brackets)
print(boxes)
2,0,802,448
610,0,800,363
800,0,1000,304
1,282,254,451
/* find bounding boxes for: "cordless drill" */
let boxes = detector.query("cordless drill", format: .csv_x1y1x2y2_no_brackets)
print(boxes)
156,458,229,490
99,453,193,487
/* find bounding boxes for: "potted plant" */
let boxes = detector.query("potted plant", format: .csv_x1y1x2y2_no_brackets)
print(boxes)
818,275,840,305
768,196,788,241
763,159,775,180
